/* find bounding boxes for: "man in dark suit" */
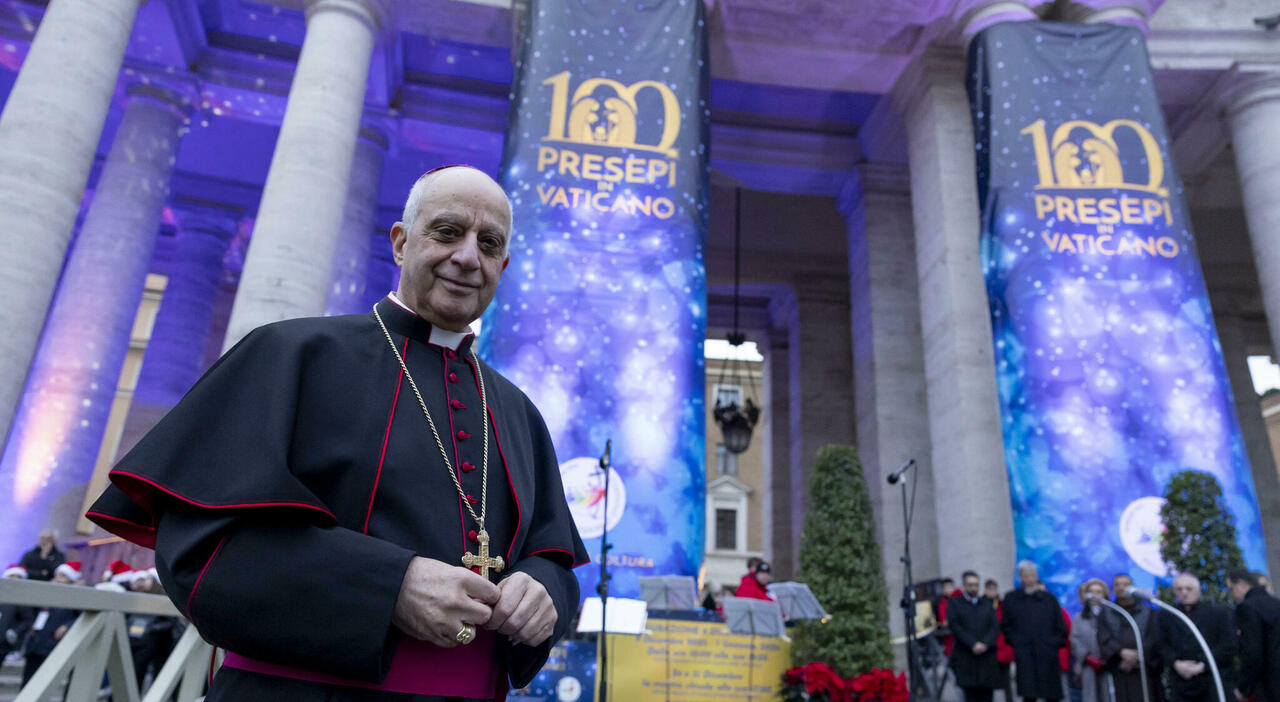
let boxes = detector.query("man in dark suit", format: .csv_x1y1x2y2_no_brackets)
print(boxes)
1159,573,1235,702
950,571,1001,702
1228,570,1280,702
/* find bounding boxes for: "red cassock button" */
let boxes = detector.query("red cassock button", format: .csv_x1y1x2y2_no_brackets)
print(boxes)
450,399,466,410
446,349,458,359
466,494,479,505
448,372,460,383
456,430,471,440
460,462,476,472
468,530,478,543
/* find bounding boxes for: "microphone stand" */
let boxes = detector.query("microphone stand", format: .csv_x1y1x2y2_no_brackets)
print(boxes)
597,440,613,702
1087,595,1151,702
890,459,922,701
1129,590,1227,702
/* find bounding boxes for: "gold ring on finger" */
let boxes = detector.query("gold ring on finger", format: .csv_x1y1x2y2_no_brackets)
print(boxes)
456,624,476,645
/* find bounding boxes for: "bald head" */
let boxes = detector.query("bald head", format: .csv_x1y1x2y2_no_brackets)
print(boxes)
1172,573,1201,606
401,166,512,234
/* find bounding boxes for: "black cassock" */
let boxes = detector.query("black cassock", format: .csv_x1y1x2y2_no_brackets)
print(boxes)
88,297,589,701
1157,601,1235,702
948,594,1001,690
1001,588,1067,700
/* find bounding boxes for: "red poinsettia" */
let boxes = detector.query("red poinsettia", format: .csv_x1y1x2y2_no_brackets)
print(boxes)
779,664,908,702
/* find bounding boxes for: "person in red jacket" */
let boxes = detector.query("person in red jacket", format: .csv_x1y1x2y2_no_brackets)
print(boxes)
736,560,773,600
989,578,1016,702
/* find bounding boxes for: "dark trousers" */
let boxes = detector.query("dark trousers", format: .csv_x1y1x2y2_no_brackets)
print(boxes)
999,664,1015,702
964,688,995,702
21,653,46,686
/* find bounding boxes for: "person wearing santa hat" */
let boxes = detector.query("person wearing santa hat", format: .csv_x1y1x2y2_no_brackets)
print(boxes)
52,561,82,585
0,565,32,663
102,560,133,585
126,566,177,690
22,562,80,684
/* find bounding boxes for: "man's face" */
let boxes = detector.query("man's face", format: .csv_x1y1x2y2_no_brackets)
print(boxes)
1020,567,1040,590
984,582,999,599
1172,576,1201,606
942,579,955,593
1228,578,1251,603
391,168,511,332
38,531,53,550
757,570,772,586
1113,575,1134,604
963,576,981,598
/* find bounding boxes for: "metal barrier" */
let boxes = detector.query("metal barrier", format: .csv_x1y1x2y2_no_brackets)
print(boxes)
0,578,216,702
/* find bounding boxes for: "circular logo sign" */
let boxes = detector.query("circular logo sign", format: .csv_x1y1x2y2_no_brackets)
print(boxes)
1119,496,1168,576
560,456,626,540
556,675,583,701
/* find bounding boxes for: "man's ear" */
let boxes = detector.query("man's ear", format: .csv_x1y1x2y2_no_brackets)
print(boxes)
390,222,407,266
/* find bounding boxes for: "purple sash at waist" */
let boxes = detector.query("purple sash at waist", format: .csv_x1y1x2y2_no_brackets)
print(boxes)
222,628,499,697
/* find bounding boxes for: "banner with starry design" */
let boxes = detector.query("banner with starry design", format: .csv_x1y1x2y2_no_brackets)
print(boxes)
969,21,1268,611
478,0,709,602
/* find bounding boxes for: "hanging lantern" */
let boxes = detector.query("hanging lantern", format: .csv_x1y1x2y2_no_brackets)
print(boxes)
712,190,762,455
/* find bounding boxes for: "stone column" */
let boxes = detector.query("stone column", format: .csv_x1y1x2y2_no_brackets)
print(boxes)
224,0,388,348
761,327,792,578
779,279,856,568
1212,302,1280,575
119,207,238,455
0,0,144,446
1057,1,1157,32
327,124,389,316
364,232,400,311
891,46,1015,583
1226,71,1280,364
0,80,192,557
842,163,941,644
951,0,1042,43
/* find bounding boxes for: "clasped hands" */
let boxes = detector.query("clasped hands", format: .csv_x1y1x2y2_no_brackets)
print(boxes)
1173,660,1207,679
393,556,557,649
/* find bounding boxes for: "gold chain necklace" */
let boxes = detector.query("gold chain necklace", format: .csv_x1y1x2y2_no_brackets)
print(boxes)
372,305,505,578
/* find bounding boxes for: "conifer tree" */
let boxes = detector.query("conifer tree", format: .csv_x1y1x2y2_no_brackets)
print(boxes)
791,444,893,676
1159,470,1245,604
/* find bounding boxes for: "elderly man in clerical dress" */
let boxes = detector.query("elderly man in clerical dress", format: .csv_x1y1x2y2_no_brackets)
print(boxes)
87,166,588,702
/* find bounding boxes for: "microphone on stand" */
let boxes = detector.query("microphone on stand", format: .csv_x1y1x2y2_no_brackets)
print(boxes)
887,459,916,485
600,439,611,470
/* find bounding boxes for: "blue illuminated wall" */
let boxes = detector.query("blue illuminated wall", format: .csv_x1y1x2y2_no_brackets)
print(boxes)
479,0,710,599
970,22,1268,610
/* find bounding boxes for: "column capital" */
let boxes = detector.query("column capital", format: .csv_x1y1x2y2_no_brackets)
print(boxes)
122,81,196,122
1056,1,1159,34
172,203,241,239
836,163,911,218
1222,64,1280,119
357,123,391,151
304,0,393,35
951,1,1046,45
889,44,968,121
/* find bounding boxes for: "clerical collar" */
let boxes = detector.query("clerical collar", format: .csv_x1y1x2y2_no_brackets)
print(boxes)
378,294,475,352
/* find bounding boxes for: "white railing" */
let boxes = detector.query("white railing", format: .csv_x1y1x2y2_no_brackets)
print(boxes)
0,578,218,702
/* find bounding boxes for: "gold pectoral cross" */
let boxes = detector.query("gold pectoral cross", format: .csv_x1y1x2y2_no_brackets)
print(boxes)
462,530,505,580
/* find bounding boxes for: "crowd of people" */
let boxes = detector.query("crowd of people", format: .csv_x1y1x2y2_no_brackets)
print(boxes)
941,562,1280,702
0,530,181,693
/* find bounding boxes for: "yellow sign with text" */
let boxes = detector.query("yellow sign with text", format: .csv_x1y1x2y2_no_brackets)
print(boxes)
602,619,791,701
535,71,682,220
1020,118,1182,258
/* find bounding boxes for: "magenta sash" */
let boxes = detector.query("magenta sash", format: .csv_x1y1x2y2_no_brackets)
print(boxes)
222,628,500,697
